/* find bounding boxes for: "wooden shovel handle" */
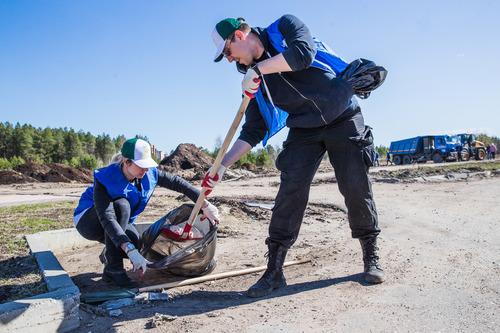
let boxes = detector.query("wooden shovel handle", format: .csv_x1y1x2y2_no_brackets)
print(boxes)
137,259,310,292
180,96,251,239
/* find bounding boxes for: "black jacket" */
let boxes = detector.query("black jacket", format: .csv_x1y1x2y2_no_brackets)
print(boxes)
238,14,358,147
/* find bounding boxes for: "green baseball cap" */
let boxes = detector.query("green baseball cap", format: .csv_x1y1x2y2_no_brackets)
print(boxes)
121,138,158,168
212,18,242,62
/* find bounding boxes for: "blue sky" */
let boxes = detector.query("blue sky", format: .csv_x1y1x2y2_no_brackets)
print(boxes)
1,1,499,154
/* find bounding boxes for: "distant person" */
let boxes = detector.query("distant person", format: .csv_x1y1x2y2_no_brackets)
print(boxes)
204,14,385,298
486,144,491,159
456,142,463,161
73,138,219,288
490,143,497,160
386,152,394,165
375,151,380,166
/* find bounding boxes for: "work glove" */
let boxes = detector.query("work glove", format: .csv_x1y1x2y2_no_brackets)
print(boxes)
127,249,152,276
201,202,220,225
242,67,261,98
201,165,226,195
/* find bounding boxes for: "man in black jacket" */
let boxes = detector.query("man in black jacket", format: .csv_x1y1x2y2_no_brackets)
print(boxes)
204,14,385,298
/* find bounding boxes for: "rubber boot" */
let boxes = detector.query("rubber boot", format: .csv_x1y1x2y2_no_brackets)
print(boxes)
359,236,385,283
247,240,288,298
102,253,139,289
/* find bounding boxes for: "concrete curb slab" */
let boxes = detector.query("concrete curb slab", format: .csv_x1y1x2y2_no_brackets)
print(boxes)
0,223,151,332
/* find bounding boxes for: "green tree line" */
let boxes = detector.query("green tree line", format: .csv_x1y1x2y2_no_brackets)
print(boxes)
201,135,281,169
2,121,497,172
0,122,128,170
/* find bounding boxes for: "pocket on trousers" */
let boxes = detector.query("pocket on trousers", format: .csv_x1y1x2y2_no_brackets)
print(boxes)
349,125,376,167
362,144,376,167
275,148,287,171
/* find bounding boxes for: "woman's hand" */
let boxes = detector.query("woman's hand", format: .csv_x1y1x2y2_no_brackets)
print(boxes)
201,202,220,225
126,248,152,275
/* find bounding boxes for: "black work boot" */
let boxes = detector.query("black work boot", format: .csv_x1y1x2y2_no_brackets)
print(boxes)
102,254,139,288
247,239,288,298
102,270,139,288
359,236,385,283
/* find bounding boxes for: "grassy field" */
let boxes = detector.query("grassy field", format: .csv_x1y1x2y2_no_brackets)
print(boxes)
376,160,500,178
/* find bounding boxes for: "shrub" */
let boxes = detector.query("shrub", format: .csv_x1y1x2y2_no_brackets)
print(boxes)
79,154,98,170
9,156,25,168
0,158,11,170
69,157,79,169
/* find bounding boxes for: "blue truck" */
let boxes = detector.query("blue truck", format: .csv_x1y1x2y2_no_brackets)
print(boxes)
388,135,458,165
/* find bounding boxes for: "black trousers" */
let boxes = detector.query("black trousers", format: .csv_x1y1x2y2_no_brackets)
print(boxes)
270,111,380,248
76,198,140,269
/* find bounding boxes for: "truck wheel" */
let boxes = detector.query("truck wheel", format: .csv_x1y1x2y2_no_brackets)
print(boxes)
402,155,412,165
393,155,402,165
432,153,443,163
475,148,485,161
460,151,470,161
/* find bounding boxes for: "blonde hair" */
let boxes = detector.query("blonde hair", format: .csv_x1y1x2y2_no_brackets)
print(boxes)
110,152,124,165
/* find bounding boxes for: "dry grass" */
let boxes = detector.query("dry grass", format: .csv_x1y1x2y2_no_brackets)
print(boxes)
0,195,190,304
0,200,76,304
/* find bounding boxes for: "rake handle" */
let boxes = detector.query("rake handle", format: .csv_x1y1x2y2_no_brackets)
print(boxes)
180,96,251,239
137,258,310,292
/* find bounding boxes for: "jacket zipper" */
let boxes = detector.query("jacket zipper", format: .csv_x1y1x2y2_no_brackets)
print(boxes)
278,73,328,125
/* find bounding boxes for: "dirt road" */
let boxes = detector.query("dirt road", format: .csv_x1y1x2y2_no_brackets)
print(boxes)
31,165,497,333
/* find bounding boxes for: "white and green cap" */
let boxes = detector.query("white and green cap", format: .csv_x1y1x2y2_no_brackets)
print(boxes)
212,18,242,62
121,138,158,168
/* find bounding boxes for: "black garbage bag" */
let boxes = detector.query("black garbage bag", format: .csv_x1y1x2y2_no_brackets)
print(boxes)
339,58,388,99
140,203,217,277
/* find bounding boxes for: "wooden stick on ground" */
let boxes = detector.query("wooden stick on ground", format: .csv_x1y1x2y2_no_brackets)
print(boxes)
137,258,311,293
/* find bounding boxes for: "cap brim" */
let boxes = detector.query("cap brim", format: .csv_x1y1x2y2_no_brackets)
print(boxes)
133,158,158,168
214,41,225,62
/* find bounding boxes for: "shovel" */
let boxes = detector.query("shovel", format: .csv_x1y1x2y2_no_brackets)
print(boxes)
163,96,251,241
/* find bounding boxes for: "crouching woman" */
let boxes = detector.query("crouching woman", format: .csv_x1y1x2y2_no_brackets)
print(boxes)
73,138,219,288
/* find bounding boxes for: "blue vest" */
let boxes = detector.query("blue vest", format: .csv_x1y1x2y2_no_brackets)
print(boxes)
255,18,349,146
74,163,158,223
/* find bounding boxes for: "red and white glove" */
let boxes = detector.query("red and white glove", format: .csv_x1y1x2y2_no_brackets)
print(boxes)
201,202,220,225
242,67,261,98
127,249,152,276
201,165,226,195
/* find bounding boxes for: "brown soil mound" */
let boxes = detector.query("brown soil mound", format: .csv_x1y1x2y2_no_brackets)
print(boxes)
14,160,51,178
0,169,38,185
159,143,214,180
240,162,257,171
12,161,94,183
46,163,94,183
